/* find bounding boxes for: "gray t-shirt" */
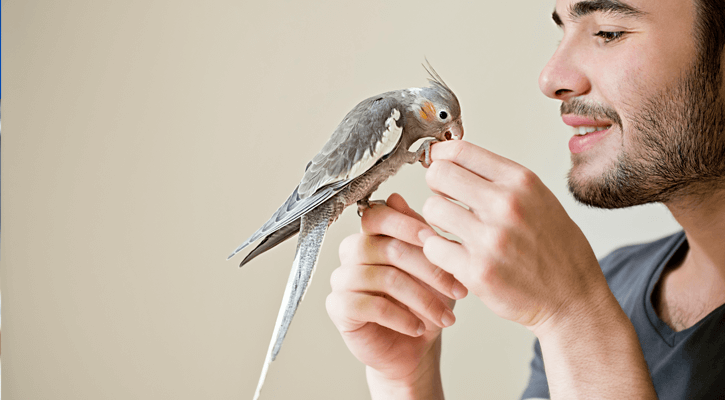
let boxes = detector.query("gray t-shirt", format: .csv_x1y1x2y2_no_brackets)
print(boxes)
521,231,725,399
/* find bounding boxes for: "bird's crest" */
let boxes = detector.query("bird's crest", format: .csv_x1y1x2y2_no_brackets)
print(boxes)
422,59,455,99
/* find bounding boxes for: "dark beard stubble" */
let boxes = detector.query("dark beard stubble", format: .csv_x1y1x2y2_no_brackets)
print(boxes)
565,51,725,209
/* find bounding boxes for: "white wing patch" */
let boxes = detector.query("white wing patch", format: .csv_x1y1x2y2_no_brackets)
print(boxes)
345,108,402,181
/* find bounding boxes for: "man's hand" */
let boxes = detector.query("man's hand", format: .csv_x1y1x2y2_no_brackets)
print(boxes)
326,193,467,399
421,140,656,398
421,140,609,333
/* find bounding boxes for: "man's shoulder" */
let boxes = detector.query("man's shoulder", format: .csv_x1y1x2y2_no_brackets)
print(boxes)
599,231,685,273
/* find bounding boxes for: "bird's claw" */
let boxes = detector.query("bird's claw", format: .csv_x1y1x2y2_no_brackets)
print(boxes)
416,138,441,167
357,199,387,217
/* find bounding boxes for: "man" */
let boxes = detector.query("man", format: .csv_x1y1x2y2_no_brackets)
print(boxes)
325,0,725,398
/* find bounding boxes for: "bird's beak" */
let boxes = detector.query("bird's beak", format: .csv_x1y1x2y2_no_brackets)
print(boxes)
443,119,464,141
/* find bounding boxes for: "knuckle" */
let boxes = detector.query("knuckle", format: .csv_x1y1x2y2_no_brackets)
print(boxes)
329,266,346,291
379,266,402,290
431,265,446,282
431,265,454,290
361,263,380,278
325,292,337,313
475,262,498,286
513,168,539,189
492,229,510,252
325,292,344,318
423,294,439,315
384,239,407,265
426,160,455,189
447,139,467,161
362,263,384,286
331,264,372,292
422,195,444,220
425,159,443,186
479,229,509,261
499,192,525,222
422,197,435,218
372,296,392,319
390,216,409,242
338,234,362,263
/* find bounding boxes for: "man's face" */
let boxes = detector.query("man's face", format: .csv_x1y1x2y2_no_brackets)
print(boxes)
540,0,725,208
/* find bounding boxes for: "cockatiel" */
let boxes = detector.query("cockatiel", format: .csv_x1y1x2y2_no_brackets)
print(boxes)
228,65,463,400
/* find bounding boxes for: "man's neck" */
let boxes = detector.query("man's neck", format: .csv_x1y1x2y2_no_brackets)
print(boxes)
655,188,725,331
666,188,725,275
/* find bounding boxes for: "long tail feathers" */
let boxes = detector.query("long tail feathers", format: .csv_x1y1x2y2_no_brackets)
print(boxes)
252,205,332,400
240,219,301,267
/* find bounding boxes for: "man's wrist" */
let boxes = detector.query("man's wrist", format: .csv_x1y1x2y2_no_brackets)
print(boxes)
533,293,656,399
366,338,445,400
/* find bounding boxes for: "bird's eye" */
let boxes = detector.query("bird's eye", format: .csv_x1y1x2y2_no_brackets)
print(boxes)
439,110,448,120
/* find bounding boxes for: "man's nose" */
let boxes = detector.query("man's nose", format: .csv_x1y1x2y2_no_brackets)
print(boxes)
539,41,591,101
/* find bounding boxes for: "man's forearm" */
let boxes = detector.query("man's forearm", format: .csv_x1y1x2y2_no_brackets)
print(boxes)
536,296,656,399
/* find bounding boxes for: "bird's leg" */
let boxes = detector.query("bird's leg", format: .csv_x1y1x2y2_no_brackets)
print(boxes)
408,138,441,168
357,197,387,217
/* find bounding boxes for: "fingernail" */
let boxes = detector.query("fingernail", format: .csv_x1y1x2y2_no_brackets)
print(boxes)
452,282,467,300
416,321,426,336
441,309,456,327
418,229,436,245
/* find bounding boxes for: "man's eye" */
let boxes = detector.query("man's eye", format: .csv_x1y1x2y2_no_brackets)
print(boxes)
594,31,625,43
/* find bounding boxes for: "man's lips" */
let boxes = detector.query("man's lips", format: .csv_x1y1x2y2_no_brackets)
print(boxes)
568,129,610,154
561,114,612,127
561,114,614,154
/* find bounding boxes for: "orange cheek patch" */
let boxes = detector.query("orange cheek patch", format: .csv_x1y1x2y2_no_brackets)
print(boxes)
419,101,436,120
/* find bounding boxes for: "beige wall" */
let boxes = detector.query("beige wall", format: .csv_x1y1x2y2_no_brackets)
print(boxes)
2,1,681,399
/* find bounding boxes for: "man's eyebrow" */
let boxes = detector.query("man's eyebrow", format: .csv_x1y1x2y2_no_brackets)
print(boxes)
552,0,647,27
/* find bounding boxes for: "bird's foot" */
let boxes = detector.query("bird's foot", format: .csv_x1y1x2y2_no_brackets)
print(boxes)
357,199,387,217
414,138,441,168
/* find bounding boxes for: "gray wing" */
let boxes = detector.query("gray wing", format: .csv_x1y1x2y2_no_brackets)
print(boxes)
297,94,405,199
238,219,300,267
228,93,405,262
252,204,334,400
226,181,346,261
